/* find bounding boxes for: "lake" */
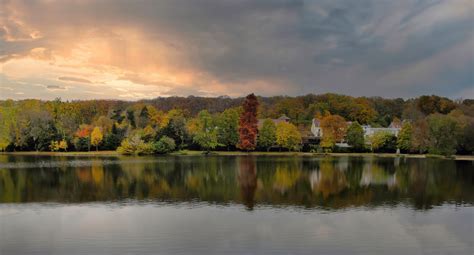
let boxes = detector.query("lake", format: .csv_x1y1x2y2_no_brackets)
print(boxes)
0,155,473,254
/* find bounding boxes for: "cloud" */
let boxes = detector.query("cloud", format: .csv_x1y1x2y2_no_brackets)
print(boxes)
58,76,92,84
0,0,472,100
46,85,67,90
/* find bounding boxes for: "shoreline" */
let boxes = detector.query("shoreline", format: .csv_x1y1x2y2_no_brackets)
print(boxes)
1,150,473,161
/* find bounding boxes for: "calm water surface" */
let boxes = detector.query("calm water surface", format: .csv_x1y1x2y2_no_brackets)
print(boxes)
0,155,473,254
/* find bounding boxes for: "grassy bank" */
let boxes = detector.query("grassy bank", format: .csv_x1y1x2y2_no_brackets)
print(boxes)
0,151,119,156
1,150,473,160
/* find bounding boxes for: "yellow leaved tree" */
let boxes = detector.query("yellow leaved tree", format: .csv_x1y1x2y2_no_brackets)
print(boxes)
91,127,103,151
276,122,301,151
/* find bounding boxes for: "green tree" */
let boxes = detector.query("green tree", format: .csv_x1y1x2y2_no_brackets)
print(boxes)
448,110,474,154
397,122,412,153
0,100,20,151
426,114,458,156
126,109,136,128
154,136,176,154
216,107,240,150
137,106,150,128
276,122,301,151
103,124,121,150
193,110,219,152
346,122,365,151
369,131,397,153
29,114,59,151
159,110,188,149
459,121,474,154
258,119,277,151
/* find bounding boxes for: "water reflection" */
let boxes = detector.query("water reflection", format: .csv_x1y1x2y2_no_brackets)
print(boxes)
238,156,257,210
0,155,472,210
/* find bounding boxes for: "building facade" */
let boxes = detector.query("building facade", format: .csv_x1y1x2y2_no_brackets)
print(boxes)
311,118,401,139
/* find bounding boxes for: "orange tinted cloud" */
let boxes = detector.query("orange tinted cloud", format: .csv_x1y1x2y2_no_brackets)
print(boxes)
1,0,473,100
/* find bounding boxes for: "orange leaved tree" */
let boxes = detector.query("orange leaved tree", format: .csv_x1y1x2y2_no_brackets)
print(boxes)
238,94,259,151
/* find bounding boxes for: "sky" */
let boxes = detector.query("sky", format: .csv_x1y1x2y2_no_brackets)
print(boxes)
1,0,473,100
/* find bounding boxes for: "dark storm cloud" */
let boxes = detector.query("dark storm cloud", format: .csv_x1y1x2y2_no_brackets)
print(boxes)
1,0,473,99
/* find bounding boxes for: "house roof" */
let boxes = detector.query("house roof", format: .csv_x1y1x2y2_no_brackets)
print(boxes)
389,121,402,129
258,115,291,128
312,118,321,127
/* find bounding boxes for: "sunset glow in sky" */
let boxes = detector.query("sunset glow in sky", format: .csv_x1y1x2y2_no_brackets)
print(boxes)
1,0,473,100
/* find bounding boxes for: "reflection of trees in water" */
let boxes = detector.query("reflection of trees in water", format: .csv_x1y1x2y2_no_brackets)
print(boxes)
91,162,104,185
310,159,347,198
272,160,302,194
238,156,257,210
0,156,473,210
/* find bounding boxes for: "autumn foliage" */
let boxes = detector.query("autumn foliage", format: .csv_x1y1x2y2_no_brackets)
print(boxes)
321,114,348,143
238,94,259,151
0,93,472,156
75,125,93,138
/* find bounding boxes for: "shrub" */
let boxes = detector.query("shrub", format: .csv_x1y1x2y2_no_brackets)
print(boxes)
117,139,136,155
74,137,90,151
136,142,155,155
154,136,176,154
117,135,153,155
103,133,121,150
369,131,397,153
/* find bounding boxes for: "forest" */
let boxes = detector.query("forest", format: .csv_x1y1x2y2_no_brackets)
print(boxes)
0,93,472,156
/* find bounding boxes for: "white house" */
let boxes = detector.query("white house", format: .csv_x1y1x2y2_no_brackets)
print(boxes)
310,118,323,138
311,118,402,139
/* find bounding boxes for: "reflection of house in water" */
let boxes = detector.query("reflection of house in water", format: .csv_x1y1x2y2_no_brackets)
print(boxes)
309,171,321,191
359,165,397,188
336,158,349,171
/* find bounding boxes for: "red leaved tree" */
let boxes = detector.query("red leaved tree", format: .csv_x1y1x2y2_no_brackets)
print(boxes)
238,93,259,151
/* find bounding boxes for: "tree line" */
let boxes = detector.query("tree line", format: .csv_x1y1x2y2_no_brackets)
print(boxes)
0,93,472,156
